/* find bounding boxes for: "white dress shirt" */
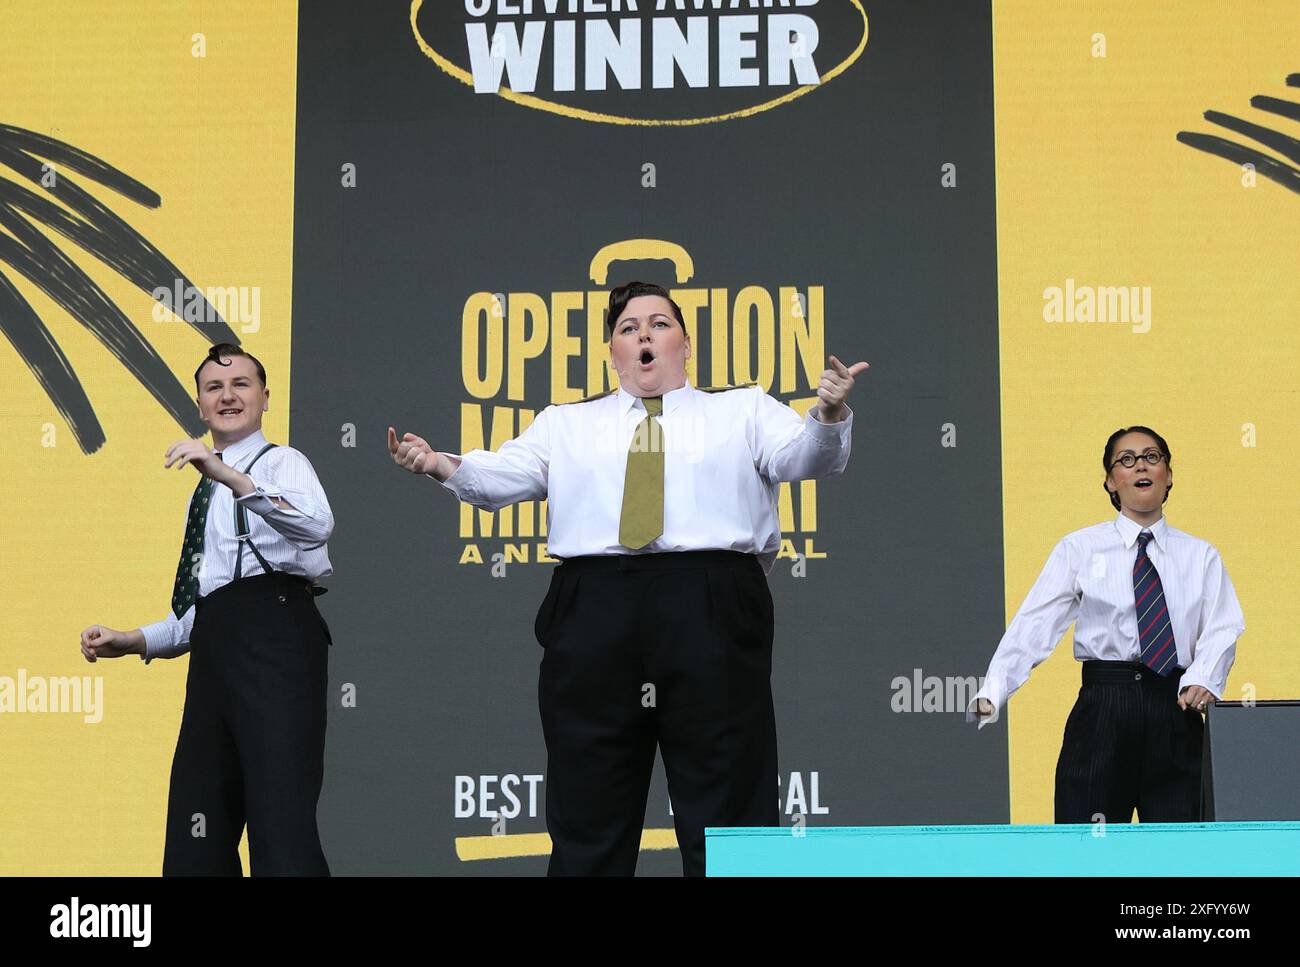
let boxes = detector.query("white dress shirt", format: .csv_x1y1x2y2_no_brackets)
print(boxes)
968,512,1245,727
438,380,854,574
140,429,334,662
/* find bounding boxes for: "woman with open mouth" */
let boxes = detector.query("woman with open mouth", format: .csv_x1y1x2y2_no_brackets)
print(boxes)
969,426,1245,824
389,279,869,875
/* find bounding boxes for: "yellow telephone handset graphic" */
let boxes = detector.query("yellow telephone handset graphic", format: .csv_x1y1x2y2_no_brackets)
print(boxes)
588,239,695,285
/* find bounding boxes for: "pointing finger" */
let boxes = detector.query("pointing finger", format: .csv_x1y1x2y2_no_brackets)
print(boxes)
388,426,399,455
847,361,870,377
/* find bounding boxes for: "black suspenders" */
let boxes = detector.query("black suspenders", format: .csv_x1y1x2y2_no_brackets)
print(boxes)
233,443,280,582
229,443,328,607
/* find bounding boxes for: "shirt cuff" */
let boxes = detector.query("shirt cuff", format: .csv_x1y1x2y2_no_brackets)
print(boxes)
967,683,1004,729
1175,673,1222,702
436,456,476,502
805,404,853,444
139,617,178,663
235,474,290,517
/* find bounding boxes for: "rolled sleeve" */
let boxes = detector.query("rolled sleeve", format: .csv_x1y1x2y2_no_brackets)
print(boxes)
234,477,282,517
235,454,334,549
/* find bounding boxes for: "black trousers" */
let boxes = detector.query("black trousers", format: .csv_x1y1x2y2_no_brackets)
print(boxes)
535,550,779,876
1054,660,1204,824
162,572,331,876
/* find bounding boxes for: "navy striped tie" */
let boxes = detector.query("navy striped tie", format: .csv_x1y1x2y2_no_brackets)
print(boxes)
1134,531,1176,675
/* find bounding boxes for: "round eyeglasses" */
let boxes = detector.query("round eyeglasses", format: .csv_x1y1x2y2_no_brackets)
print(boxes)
1110,449,1165,470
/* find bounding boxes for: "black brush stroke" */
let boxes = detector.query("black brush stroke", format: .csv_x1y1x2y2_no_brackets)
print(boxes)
1285,74,1299,87
1249,95,1300,123
0,271,105,451
1203,110,1300,165
0,204,209,450
1175,131,1300,196
0,124,241,453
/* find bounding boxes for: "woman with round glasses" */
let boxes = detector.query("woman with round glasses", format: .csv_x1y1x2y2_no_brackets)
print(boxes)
968,426,1245,823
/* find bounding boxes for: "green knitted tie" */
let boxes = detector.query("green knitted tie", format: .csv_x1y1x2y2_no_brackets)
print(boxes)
619,396,665,550
170,466,216,617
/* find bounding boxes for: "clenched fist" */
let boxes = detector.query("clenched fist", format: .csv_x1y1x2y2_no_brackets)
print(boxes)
80,624,144,662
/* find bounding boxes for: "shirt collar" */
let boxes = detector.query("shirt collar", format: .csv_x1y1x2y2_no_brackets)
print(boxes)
216,428,268,468
616,379,693,418
1114,510,1168,550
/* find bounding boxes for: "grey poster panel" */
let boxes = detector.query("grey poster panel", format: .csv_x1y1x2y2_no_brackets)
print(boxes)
1205,703,1300,821
289,0,1007,874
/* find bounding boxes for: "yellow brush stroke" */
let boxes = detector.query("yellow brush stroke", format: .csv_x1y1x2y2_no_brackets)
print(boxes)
410,0,868,126
456,827,679,861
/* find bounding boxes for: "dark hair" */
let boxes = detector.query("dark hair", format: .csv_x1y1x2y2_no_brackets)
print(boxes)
194,343,267,392
605,281,686,338
1102,425,1172,511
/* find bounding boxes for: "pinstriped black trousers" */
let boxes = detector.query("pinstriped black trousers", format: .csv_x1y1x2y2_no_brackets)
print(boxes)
1054,660,1204,823
162,573,331,875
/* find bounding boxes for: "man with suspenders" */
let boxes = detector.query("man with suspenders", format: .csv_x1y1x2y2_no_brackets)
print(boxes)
80,343,335,875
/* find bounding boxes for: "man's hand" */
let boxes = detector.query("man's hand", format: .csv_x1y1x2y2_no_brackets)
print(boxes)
80,625,144,662
1178,685,1215,713
816,355,869,423
975,698,997,722
164,439,229,482
388,426,439,476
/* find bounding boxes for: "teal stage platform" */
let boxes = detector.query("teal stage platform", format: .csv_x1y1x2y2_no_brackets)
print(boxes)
705,822,1300,876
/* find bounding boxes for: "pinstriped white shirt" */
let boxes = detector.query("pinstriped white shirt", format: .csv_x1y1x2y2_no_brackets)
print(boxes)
139,429,334,662
968,512,1244,727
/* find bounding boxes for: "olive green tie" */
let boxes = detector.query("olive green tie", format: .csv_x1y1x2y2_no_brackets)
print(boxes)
619,396,665,549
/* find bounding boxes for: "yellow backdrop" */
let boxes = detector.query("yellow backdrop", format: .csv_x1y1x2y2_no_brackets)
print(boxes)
992,0,1299,821
0,1,298,873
